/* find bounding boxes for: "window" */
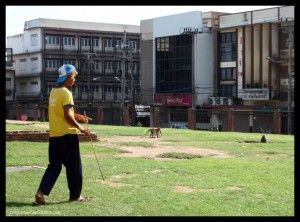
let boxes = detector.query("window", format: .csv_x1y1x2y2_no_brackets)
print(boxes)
6,78,11,89
129,40,137,49
20,82,27,92
20,59,27,71
45,35,60,45
63,36,75,46
220,68,236,80
221,85,236,97
220,32,237,62
81,37,91,47
155,35,192,93
94,38,99,47
116,39,121,47
31,81,38,85
31,57,38,70
92,61,99,70
105,61,113,70
63,60,76,66
46,59,60,69
31,34,38,46
105,38,113,47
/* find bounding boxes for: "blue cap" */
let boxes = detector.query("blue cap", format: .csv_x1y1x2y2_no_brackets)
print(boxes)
56,64,77,84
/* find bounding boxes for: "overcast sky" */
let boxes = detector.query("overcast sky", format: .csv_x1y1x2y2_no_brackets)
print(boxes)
6,5,279,37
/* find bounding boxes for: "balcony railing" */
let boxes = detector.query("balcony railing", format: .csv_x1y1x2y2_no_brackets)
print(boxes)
15,92,40,98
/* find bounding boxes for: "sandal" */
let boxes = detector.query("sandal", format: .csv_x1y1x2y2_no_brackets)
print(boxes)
69,195,89,202
32,192,45,206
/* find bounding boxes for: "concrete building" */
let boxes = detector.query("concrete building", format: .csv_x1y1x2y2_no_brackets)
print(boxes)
140,7,294,134
6,18,141,124
140,11,226,128
216,6,294,133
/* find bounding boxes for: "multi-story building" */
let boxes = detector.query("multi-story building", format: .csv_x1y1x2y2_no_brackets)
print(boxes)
140,6,294,134
6,18,141,124
140,11,226,128
215,6,294,133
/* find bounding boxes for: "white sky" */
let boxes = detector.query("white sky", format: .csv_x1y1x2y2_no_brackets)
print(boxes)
6,5,280,37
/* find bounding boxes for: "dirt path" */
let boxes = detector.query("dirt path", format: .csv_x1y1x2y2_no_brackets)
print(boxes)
96,136,230,159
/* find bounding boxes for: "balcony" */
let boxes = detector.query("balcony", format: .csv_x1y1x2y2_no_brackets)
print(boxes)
15,92,40,100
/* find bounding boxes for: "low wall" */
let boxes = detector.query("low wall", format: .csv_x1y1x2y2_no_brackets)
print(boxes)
6,130,99,142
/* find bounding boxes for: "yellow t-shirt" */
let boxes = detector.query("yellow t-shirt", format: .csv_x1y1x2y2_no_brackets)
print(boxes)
48,87,78,137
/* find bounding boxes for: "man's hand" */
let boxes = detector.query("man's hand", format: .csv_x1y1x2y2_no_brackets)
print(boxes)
75,113,91,123
78,125,91,135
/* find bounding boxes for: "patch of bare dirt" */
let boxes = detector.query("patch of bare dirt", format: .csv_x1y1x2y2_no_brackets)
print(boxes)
6,119,34,125
97,136,230,159
96,173,138,188
172,185,214,193
226,186,243,191
172,185,197,193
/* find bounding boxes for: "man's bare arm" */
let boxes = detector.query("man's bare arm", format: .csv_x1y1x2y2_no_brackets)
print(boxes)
63,105,91,135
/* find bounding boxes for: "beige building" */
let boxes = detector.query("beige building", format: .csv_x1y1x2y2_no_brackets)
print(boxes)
218,6,294,107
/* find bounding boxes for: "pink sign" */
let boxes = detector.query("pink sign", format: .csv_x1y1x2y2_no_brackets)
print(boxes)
154,94,192,106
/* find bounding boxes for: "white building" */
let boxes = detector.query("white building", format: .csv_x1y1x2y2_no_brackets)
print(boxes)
6,18,140,123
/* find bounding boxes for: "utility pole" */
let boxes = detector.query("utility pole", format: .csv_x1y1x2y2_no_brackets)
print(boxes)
287,21,294,134
83,51,97,118
120,31,127,125
115,30,135,125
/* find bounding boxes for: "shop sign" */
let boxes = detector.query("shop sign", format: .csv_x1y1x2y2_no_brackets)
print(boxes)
241,88,269,100
154,94,192,106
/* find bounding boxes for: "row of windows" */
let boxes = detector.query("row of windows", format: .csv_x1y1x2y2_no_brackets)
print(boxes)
156,35,192,94
43,59,139,71
220,68,236,80
46,84,123,94
220,32,237,62
45,35,139,49
220,85,237,97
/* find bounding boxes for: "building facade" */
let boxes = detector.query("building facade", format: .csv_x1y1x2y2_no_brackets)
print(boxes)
6,18,141,124
215,6,294,133
140,7,294,134
140,11,225,128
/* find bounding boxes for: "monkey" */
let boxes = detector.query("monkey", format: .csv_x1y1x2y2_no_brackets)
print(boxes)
260,134,268,143
259,128,270,143
144,127,162,138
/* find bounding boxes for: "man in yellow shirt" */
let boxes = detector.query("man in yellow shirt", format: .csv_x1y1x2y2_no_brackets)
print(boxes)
34,64,91,205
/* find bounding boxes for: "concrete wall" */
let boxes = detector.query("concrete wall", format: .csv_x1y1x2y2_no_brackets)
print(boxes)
279,6,294,21
6,69,15,101
220,11,252,28
24,18,140,33
141,19,153,40
253,25,260,84
194,33,214,105
140,40,153,104
7,29,43,54
252,7,279,24
13,53,42,76
153,11,202,38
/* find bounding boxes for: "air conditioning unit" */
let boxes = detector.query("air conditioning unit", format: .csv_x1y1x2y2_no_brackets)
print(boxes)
222,97,233,105
208,97,216,105
215,97,222,105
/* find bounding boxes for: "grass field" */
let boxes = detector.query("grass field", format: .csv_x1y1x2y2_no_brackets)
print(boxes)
6,121,294,216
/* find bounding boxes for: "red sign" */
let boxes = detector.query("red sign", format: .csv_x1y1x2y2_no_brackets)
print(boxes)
154,94,192,106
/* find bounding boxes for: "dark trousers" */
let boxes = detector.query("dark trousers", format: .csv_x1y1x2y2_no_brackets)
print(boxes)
38,134,82,200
